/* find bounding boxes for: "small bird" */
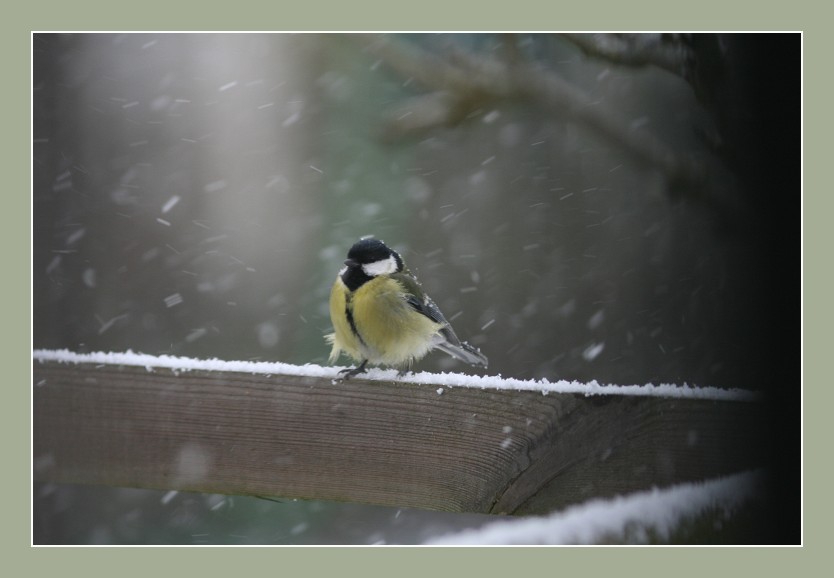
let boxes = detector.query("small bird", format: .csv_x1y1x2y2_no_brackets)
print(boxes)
326,238,488,379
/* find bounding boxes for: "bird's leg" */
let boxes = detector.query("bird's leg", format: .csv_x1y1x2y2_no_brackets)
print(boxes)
338,359,368,380
396,360,414,378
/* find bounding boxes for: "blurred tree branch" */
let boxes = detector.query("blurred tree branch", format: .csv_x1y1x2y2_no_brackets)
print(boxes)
351,34,741,217
561,33,695,80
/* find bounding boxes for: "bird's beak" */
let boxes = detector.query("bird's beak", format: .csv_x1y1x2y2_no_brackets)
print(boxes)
344,258,358,268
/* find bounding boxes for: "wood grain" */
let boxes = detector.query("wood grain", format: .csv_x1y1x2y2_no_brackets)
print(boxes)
33,360,769,514
491,395,769,514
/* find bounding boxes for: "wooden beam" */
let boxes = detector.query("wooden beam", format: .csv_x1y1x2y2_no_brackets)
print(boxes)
33,359,769,515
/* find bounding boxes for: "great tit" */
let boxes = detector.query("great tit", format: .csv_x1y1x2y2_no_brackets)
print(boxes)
326,238,488,379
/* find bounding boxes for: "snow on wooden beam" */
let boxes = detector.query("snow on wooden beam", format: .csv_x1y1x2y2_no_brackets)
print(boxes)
32,350,769,515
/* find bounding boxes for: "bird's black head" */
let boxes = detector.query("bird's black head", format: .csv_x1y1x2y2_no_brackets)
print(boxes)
340,238,404,291
346,238,395,265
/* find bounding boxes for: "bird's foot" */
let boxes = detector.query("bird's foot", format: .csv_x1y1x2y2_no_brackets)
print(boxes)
336,359,368,381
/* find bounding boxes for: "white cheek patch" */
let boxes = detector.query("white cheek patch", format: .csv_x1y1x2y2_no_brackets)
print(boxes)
362,254,398,277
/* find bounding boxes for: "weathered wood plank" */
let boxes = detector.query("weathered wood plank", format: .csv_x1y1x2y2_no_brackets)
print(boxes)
491,395,769,514
32,360,768,514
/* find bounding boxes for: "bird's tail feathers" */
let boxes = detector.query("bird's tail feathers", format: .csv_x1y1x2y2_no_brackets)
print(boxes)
435,340,488,367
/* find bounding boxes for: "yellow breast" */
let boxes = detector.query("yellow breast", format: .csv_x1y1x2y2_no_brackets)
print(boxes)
328,275,443,367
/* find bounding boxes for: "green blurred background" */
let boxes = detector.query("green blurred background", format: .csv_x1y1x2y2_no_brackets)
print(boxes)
33,33,799,544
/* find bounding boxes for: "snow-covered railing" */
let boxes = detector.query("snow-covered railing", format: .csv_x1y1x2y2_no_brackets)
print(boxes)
428,469,767,545
33,349,768,517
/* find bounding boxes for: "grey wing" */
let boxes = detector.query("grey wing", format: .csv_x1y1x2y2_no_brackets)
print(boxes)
405,294,488,367
406,294,454,337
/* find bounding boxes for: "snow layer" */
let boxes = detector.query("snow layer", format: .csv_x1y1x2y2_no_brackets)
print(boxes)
427,469,766,545
32,349,759,402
